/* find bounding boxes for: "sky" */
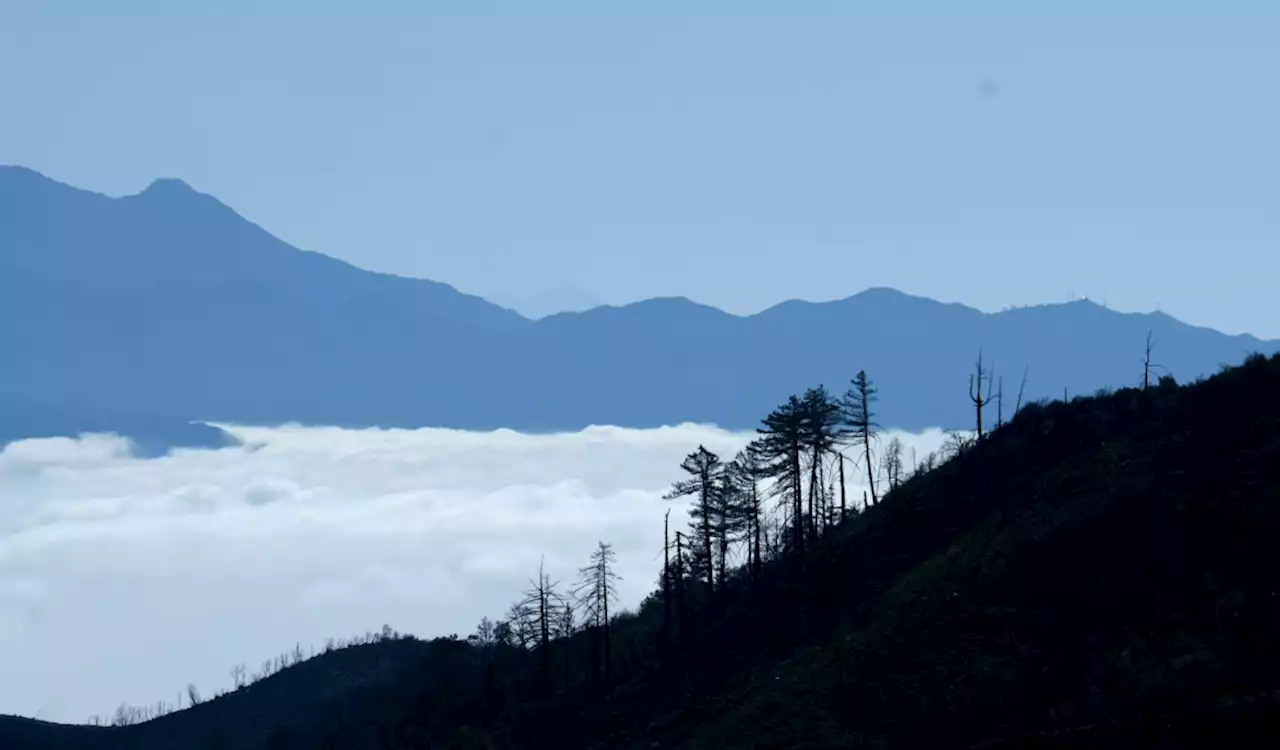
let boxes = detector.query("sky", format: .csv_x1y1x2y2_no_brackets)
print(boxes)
0,423,951,723
2,1,1279,336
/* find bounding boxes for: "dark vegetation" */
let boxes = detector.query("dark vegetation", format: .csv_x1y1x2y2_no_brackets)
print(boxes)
0,633,437,750
6,348,1280,748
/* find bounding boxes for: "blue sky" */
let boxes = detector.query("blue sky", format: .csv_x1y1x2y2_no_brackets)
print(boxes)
2,1,1278,336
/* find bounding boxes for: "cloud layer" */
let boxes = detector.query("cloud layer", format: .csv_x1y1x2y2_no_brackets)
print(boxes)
0,423,951,723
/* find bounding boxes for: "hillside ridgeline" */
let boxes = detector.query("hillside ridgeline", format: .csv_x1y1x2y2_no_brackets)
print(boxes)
5,354,1280,748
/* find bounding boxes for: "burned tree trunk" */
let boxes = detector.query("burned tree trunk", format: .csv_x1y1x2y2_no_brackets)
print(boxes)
1014,366,1029,416
839,453,847,522
662,510,672,644
969,351,991,440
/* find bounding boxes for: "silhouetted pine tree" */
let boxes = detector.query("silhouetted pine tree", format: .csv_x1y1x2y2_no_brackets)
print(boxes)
665,447,727,598
757,396,809,554
842,370,880,504
801,386,844,542
665,446,723,592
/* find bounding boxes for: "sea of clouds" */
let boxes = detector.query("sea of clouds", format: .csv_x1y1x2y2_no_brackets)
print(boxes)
0,423,951,723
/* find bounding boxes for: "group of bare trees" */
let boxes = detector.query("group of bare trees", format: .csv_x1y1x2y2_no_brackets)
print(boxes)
479,543,625,685
87,700,180,728
967,351,1032,441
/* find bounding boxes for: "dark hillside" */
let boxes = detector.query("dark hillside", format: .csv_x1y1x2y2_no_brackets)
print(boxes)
408,353,1280,748
6,354,1280,748
641,356,1280,748
0,637,441,750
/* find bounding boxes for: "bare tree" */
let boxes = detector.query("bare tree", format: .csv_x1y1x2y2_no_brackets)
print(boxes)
186,683,202,707
556,598,578,640
916,450,939,475
943,431,974,459
504,601,534,649
969,351,993,439
838,452,848,522
881,437,905,493
573,541,622,680
522,558,564,651
518,557,568,689
469,616,498,651
825,476,839,529
1014,366,1029,416
229,663,247,690
110,700,175,727
674,530,689,638
112,704,138,727
995,376,1005,428
662,509,672,639
493,617,517,649
1142,330,1169,390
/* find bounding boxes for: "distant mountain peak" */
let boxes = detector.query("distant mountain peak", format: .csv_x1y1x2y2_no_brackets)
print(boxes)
852,285,914,300
126,175,237,220
140,177,199,196
615,295,729,316
834,286,965,311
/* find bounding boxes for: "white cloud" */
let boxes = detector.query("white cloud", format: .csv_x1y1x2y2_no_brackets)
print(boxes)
0,423,952,723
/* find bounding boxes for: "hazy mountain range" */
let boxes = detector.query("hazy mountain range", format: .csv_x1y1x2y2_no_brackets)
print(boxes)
2,165,1276,452
484,287,606,319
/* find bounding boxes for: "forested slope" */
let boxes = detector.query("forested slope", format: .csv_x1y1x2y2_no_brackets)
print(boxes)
6,354,1280,749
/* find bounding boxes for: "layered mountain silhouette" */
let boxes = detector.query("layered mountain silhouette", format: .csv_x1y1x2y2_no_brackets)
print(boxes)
2,165,1276,450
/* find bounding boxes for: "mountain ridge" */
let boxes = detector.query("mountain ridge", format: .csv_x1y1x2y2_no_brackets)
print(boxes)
1,165,1276,448
2,165,1265,337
